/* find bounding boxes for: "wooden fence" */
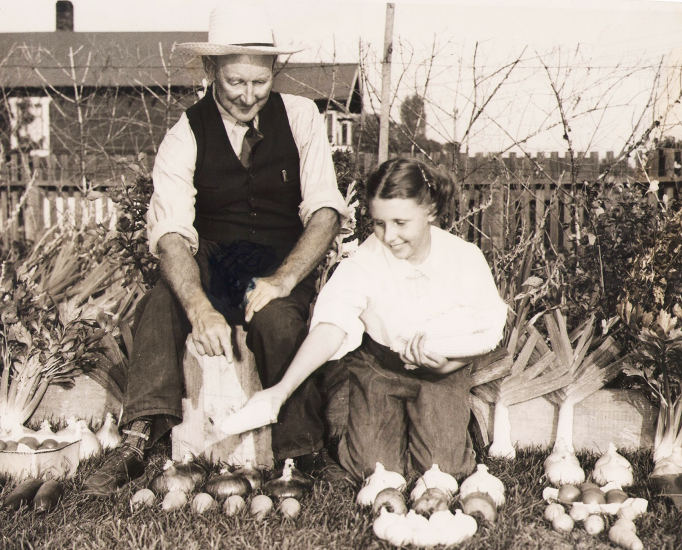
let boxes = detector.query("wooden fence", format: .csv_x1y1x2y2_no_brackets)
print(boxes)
2,149,681,252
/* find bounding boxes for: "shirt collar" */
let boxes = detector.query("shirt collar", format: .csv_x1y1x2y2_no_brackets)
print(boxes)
212,86,258,132
380,225,442,280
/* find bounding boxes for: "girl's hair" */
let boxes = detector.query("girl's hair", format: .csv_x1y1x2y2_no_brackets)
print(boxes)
366,157,456,228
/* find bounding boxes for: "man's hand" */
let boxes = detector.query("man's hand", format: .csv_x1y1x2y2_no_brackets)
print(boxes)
244,274,295,322
190,304,234,361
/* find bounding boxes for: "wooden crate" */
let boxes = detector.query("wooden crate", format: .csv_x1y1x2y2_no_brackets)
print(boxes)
31,374,121,429
471,389,658,452
171,330,273,468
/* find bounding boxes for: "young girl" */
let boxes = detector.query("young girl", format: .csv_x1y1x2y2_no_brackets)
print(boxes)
247,157,508,481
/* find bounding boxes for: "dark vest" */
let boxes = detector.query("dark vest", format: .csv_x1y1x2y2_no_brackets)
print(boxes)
186,90,303,262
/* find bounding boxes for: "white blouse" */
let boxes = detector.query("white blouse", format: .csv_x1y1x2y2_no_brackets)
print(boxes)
310,226,509,360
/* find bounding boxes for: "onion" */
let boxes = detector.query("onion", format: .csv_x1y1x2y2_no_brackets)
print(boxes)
411,488,449,517
150,457,207,495
205,470,251,499
232,461,263,491
263,463,308,500
461,492,497,522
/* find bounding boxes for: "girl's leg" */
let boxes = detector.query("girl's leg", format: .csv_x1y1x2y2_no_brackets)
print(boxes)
406,368,476,478
337,347,412,482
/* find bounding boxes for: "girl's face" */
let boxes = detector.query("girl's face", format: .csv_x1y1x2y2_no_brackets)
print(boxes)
369,197,436,265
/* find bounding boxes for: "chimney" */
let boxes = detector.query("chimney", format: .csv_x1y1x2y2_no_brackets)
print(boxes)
56,1,74,31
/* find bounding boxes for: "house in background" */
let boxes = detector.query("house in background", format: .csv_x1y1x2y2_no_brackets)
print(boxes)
0,1,363,186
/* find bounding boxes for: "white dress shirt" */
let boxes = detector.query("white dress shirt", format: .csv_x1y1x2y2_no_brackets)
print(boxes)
147,91,349,256
310,226,508,360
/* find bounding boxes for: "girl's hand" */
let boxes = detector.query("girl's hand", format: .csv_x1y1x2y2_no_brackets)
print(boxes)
400,332,449,371
241,385,289,423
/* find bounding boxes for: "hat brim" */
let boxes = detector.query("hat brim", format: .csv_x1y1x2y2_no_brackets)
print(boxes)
174,42,306,56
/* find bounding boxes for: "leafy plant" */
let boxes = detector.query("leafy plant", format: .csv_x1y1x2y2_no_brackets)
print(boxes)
100,154,159,291
0,261,105,432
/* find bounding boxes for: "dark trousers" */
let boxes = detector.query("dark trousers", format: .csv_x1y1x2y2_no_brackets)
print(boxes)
121,242,324,461
337,335,476,482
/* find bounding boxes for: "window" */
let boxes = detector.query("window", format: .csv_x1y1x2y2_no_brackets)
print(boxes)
8,97,51,157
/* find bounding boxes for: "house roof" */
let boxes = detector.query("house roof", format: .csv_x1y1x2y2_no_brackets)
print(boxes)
0,32,360,107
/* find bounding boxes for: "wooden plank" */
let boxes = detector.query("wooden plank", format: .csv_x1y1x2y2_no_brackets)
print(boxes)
472,389,657,452
171,329,274,468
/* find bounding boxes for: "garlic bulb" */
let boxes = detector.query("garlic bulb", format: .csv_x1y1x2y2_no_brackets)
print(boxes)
357,463,406,506
410,464,459,500
459,464,505,507
383,521,413,547
36,420,56,438
75,420,102,460
56,416,78,438
592,443,633,487
372,508,406,539
95,412,122,450
544,441,585,486
365,462,406,490
441,510,478,545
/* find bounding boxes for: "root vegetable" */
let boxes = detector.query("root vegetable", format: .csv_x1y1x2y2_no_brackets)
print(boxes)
410,464,458,500
75,420,102,460
613,517,637,532
95,412,122,450
192,493,216,514
372,508,406,539
544,440,586,486
552,513,574,533
372,487,407,515
205,470,251,499
232,461,262,491
569,503,590,522
544,502,565,522
32,480,63,513
384,521,413,547
606,488,629,504
584,514,605,535
250,494,273,520
130,488,156,509
161,490,188,511
557,484,581,504
223,495,245,516
263,462,308,500
2,478,42,511
405,509,430,530
592,443,634,487
150,456,207,495
279,497,301,519
461,491,497,522
411,488,449,517
459,464,505,507
581,488,606,505
609,524,643,550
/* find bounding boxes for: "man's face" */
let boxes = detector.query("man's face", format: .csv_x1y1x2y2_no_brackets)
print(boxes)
213,54,275,123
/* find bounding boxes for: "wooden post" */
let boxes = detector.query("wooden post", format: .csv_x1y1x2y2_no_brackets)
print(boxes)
378,3,395,166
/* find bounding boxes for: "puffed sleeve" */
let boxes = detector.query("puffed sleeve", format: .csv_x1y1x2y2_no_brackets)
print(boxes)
309,255,375,360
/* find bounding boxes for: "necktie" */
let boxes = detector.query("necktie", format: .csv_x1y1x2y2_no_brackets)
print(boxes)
239,120,263,169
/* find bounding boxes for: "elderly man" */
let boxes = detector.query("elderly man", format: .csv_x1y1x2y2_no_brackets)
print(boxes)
83,3,348,495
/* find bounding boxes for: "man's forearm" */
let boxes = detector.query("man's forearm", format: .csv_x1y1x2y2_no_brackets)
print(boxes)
273,207,340,290
157,233,211,324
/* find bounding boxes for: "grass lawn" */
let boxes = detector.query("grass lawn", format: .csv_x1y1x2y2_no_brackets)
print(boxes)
2,441,680,550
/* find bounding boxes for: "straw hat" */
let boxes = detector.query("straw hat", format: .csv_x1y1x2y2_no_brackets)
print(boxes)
176,2,305,56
